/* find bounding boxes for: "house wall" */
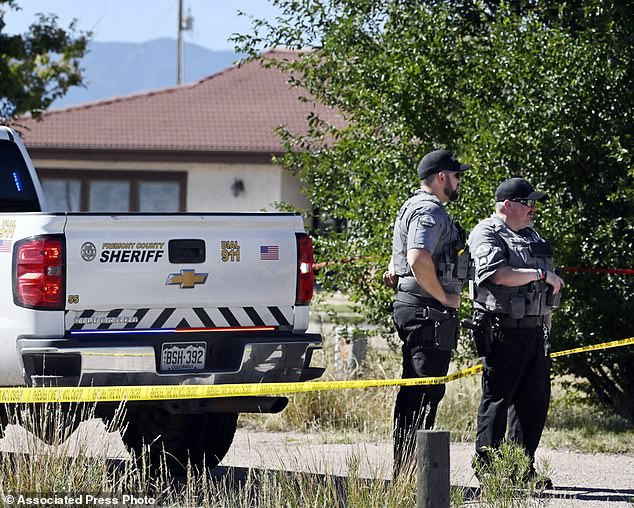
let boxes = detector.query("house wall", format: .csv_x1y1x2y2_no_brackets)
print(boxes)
280,167,311,213
30,158,310,213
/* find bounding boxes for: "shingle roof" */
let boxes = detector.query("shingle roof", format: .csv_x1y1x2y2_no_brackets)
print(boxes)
18,48,341,154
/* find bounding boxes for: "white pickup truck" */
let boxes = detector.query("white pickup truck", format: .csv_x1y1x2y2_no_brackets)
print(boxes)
0,126,323,473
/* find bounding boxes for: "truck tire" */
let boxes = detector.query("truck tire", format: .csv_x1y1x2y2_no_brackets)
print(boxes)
6,403,84,445
122,408,238,476
0,405,9,437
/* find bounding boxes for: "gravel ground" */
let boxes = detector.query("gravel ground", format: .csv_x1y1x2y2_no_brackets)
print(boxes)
222,429,634,507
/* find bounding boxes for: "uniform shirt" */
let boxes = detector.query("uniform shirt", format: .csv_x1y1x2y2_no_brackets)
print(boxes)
468,214,553,315
469,214,512,286
392,189,462,298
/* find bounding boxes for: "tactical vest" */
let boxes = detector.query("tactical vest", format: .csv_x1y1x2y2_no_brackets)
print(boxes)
471,217,555,317
392,191,471,298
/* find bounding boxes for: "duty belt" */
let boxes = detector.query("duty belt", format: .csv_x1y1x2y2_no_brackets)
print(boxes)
396,291,440,307
498,315,544,328
396,292,454,321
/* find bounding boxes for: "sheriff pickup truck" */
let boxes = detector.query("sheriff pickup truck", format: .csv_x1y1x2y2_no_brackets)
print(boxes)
0,126,323,473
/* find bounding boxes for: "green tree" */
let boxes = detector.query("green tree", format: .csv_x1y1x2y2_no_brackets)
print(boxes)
235,0,634,422
0,0,88,122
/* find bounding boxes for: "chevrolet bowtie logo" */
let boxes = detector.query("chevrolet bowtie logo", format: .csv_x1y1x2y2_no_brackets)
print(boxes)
166,269,208,289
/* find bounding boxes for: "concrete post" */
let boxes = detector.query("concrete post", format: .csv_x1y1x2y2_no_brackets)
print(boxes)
416,430,450,508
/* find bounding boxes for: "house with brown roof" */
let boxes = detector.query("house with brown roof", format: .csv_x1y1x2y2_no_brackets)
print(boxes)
17,48,340,214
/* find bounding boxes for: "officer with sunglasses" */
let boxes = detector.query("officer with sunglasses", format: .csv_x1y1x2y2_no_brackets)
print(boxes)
467,177,565,488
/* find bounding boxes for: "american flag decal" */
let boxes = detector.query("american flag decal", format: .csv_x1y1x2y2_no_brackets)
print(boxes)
0,239,12,253
260,245,279,260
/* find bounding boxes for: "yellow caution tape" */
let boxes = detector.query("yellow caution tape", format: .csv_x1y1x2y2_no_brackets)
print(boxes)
0,365,483,404
549,336,634,358
0,337,631,404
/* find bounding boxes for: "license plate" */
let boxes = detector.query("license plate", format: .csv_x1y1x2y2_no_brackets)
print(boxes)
160,342,206,371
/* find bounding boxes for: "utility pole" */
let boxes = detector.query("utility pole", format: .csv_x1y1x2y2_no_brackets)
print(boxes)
177,0,193,85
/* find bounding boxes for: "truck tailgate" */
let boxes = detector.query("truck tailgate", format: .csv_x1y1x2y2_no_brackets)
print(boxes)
63,213,302,332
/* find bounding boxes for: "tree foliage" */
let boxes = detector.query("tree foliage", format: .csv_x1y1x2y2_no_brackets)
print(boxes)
0,0,88,122
235,0,634,422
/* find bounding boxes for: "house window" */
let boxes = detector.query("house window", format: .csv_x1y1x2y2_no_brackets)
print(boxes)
139,182,181,212
37,170,186,212
41,179,81,211
90,181,130,211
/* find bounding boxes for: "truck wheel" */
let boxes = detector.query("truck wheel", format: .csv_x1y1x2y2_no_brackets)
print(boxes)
0,405,9,437
122,408,238,476
9,403,84,445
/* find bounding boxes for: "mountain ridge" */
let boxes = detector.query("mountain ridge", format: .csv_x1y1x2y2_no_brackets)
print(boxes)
54,38,243,109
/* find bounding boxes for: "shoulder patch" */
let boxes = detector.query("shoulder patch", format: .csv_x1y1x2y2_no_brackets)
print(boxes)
418,214,437,228
475,244,493,267
475,245,491,257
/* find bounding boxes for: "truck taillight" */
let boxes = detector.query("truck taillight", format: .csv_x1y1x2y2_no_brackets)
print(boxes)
295,233,314,305
13,235,65,310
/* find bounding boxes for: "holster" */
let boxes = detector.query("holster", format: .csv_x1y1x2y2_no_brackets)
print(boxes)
423,307,458,351
434,313,459,351
413,306,458,351
463,312,498,357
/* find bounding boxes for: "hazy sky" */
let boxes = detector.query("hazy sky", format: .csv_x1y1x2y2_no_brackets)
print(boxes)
3,0,281,51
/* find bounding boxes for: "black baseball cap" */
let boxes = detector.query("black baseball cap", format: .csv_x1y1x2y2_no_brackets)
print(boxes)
495,177,547,202
417,149,471,179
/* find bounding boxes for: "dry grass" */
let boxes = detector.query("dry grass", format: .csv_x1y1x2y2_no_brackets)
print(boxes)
0,403,556,508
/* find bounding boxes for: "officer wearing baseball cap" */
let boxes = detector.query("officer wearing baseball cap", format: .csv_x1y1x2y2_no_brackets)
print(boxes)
494,177,548,203
383,149,471,475
417,149,471,179
467,177,565,488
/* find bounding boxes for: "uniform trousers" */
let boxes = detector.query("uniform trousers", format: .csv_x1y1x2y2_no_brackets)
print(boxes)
392,299,452,473
475,324,551,463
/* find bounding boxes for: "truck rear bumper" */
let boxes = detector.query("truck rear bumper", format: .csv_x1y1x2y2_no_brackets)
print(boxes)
17,331,324,388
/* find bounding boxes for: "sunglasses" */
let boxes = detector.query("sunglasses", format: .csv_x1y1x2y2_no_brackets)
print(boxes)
443,171,461,180
512,198,537,208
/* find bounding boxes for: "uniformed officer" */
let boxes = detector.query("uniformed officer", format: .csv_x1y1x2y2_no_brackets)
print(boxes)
468,177,565,487
383,149,471,474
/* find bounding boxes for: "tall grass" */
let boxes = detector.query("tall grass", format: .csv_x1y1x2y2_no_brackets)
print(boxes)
541,389,633,453
0,402,559,508
0,403,419,507
474,442,552,508
0,402,134,495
